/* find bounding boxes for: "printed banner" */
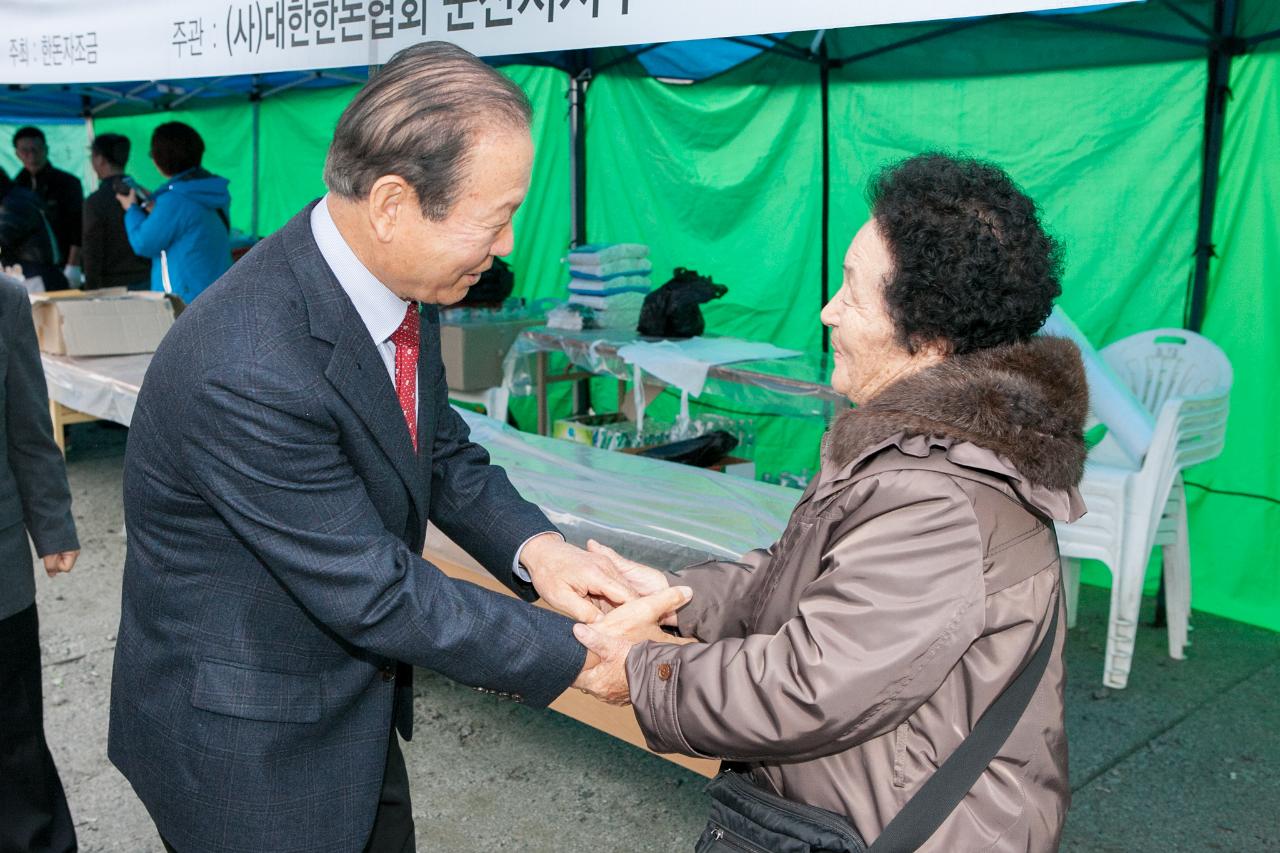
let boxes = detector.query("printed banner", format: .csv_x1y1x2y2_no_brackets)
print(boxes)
1,0,1127,84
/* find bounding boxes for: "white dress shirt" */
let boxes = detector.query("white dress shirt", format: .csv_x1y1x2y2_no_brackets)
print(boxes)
309,196,548,581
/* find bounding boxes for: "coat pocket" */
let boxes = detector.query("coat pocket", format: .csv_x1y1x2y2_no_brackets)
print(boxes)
191,658,322,724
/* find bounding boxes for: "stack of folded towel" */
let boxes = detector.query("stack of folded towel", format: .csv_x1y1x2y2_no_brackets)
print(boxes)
566,243,651,330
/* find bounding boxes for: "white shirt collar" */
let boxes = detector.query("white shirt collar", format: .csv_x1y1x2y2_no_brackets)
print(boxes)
310,195,411,345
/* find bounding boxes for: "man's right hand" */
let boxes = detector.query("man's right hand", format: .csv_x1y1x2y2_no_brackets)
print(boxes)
520,533,637,623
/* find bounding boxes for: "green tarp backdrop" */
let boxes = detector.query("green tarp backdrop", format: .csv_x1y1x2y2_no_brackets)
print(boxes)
1,30,1275,631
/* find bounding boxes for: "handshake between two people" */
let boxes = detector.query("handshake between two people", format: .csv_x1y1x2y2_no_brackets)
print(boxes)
519,534,696,707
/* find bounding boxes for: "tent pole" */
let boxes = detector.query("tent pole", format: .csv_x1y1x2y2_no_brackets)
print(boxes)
250,76,262,239
83,99,95,190
1161,0,1240,629
568,54,592,416
568,66,589,248
820,41,831,354
1245,27,1280,46
1187,0,1241,333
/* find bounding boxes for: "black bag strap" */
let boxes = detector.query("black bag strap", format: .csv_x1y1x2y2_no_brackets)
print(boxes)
868,596,1061,853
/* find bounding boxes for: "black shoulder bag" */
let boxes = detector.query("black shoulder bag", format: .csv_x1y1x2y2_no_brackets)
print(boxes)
695,601,1060,853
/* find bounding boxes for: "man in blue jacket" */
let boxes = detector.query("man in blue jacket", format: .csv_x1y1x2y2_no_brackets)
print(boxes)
117,122,230,304
108,43,643,853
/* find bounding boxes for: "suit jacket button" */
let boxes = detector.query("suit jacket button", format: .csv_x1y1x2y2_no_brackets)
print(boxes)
381,665,395,682
657,663,673,681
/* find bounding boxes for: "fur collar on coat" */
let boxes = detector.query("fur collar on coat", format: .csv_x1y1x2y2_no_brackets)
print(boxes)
827,336,1089,492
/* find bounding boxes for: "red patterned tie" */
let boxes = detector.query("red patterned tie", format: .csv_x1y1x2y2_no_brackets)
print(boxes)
390,303,419,451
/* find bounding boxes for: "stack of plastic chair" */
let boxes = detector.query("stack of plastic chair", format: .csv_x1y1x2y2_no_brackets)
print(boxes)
1055,329,1232,689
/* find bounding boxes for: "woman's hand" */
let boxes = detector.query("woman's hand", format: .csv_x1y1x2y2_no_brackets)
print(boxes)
586,540,682,626
572,586,696,705
115,188,137,211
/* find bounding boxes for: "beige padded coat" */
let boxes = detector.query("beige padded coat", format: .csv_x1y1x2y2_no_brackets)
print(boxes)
626,336,1088,852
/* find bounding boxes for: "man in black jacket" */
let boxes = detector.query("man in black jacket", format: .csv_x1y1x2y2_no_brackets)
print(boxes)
0,167,67,291
0,275,80,853
82,133,151,290
13,126,83,286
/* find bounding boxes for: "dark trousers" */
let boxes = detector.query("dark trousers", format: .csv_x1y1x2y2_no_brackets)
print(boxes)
160,728,414,853
0,603,77,853
363,730,416,853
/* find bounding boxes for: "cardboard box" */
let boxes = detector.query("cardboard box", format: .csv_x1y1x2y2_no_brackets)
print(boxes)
553,412,630,445
31,289,177,357
439,317,540,391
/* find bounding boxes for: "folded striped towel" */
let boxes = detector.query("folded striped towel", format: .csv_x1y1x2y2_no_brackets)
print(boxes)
568,275,652,296
567,243,650,267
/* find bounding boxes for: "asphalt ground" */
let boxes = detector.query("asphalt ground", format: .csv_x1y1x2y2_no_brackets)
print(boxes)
30,423,1280,852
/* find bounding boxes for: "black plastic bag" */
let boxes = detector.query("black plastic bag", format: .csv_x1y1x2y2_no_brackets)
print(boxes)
638,430,739,468
637,267,728,339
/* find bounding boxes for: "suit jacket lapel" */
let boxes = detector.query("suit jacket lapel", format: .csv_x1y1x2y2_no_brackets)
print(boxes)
284,201,429,522
413,305,437,533
325,322,429,520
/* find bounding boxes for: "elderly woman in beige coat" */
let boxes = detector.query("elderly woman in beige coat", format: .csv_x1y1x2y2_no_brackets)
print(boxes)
575,153,1087,851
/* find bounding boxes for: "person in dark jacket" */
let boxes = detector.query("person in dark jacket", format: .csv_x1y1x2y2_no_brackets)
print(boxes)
82,133,150,290
108,44,642,853
0,167,68,291
116,122,231,304
0,276,80,853
13,126,83,286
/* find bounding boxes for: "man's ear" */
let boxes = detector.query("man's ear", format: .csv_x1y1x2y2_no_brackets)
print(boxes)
367,175,409,244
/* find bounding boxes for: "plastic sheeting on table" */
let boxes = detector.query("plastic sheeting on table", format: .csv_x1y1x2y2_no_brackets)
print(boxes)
615,337,803,397
502,327,846,418
41,353,149,426
458,408,796,571
38,350,798,569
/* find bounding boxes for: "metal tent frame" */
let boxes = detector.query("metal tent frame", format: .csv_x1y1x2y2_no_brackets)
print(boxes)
3,1,1277,339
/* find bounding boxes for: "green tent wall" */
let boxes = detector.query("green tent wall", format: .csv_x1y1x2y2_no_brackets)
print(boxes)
1,15,1275,631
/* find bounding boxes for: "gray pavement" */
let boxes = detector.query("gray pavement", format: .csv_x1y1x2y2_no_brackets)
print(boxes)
32,424,1280,851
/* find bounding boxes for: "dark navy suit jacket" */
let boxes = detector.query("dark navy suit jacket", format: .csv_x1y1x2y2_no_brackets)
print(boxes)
108,203,584,853
0,278,78,621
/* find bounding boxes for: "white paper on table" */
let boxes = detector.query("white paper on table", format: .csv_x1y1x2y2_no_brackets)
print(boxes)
616,337,803,397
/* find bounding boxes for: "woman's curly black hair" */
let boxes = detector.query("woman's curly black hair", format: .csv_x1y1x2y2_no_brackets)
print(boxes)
869,153,1063,355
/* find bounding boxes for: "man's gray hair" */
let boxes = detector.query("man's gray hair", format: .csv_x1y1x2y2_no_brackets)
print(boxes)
324,42,531,220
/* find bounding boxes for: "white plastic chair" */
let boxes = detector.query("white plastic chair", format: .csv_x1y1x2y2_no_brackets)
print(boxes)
1055,329,1232,689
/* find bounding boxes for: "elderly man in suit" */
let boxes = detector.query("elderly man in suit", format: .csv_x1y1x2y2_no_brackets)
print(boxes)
107,42,668,853
0,277,80,852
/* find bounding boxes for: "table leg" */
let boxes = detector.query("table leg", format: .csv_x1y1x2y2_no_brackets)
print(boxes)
572,377,592,418
536,351,549,436
44,400,100,454
49,398,67,455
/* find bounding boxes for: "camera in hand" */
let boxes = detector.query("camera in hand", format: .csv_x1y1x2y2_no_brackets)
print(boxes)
114,176,153,208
